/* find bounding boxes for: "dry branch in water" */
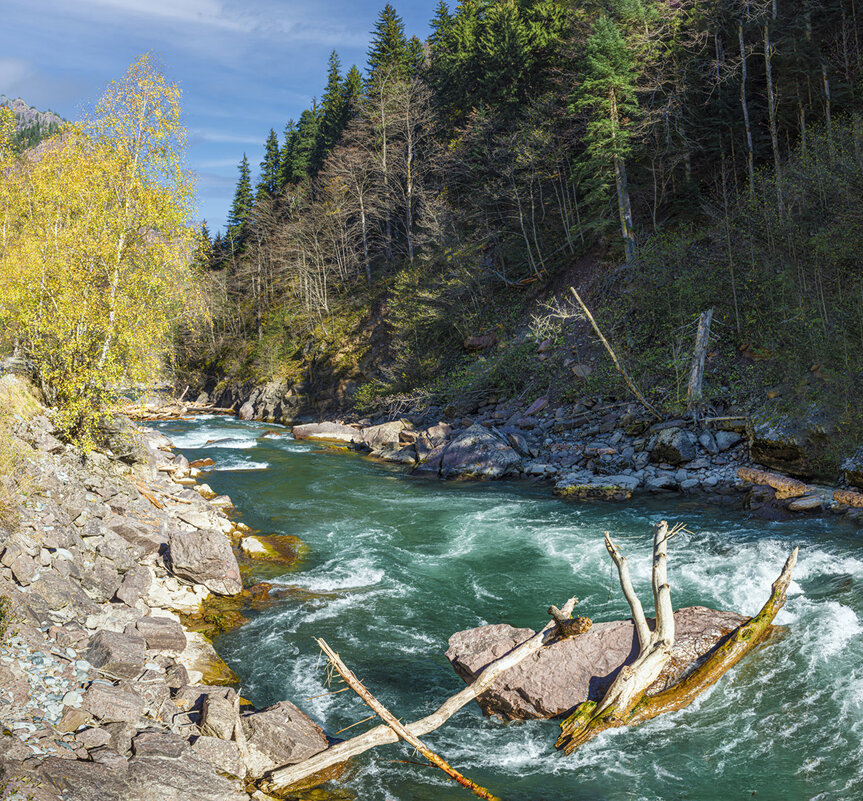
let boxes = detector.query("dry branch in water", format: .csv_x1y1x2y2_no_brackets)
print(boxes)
316,638,501,801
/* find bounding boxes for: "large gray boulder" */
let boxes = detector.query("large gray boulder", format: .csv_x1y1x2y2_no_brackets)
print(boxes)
437,424,522,479
650,427,696,465
240,700,329,779
445,606,747,720
748,407,833,479
842,448,863,489
291,421,364,444
167,529,242,596
362,420,407,449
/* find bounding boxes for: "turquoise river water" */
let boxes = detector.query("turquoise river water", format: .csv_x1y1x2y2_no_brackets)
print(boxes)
153,416,863,801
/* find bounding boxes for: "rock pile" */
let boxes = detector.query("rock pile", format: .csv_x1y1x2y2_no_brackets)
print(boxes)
0,382,328,800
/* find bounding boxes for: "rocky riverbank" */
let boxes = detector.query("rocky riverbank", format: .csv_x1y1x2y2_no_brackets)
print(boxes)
272,395,863,524
0,377,331,800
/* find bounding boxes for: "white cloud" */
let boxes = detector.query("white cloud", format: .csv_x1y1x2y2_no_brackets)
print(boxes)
0,58,34,95
76,0,252,31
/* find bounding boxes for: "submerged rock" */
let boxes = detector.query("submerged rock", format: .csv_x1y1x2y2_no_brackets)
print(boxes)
445,606,748,720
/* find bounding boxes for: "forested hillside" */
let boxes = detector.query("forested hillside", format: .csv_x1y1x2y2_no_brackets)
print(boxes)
0,96,64,152
184,0,863,448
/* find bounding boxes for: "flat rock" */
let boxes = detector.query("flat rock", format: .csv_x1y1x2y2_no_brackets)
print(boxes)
191,735,246,778
84,682,145,723
168,529,242,596
445,606,748,720
362,420,406,449
554,472,640,502
131,616,187,653
291,421,363,444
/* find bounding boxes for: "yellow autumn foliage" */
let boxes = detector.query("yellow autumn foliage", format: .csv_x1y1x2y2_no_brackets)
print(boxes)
0,55,202,446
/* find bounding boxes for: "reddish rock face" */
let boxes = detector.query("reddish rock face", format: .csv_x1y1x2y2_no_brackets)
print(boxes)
445,606,748,720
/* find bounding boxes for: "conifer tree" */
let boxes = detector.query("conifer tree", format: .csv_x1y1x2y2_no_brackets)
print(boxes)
227,154,253,242
257,129,281,200
367,4,411,81
341,66,364,127
574,14,638,262
278,120,296,189
313,52,345,173
286,102,321,184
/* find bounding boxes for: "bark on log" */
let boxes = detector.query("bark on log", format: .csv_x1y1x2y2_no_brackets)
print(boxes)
686,308,713,414
260,597,578,794
316,639,500,801
737,467,810,499
557,546,798,753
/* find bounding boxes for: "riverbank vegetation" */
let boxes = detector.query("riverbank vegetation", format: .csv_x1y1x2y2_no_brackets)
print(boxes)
0,56,201,446
180,0,863,453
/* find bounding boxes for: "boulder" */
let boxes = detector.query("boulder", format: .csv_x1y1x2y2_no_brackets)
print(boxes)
372,442,417,465
115,566,153,606
445,606,748,720
748,408,833,479
362,420,406,450
650,427,696,465
84,682,145,723
131,616,187,653
191,736,246,779
237,401,255,421
291,421,363,444
240,700,329,780
168,529,242,596
9,553,37,585
437,424,522,480
200,693,238,740
842,449,863,489
84,631,146,680
715,430,743,452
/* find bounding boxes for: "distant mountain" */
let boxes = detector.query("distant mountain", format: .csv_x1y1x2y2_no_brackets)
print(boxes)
0,95,64,152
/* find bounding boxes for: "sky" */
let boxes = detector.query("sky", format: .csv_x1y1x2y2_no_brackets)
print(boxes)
1,0,432,232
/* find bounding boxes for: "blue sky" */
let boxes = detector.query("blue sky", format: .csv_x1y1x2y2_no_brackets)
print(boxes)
1,0,432,231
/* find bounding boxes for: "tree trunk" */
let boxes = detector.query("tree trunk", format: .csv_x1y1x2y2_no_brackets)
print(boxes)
686,308,714,414
739,23,756,190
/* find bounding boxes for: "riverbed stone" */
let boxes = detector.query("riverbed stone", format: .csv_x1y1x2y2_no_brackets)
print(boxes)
116,566,153,606
446,606,748,720
192,735,246,778
650,427,696,465
200,693,238,740
291,421,364,444
84,630,146,680
362,420,406,449
240,700,329,779
438,424,522,480
167,528,242,596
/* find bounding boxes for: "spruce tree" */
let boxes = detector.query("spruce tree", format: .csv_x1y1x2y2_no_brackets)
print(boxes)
286,102,321,184
573,14,639,262
227,154,253,243
278,120,296,189
257,128,281,200
341,66,364,127
367,4,410,80
313,52,344,173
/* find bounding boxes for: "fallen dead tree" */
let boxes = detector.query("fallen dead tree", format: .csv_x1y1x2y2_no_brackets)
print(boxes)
118,398,235,421
261,524,797,796
556,525,797,753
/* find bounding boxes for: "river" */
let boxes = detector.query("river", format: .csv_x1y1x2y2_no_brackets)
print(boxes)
152,415,863,801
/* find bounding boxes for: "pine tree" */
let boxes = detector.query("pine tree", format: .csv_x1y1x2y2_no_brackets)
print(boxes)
341,65,364,127
257,129,281,200
227,154,253,242
367,4,411,81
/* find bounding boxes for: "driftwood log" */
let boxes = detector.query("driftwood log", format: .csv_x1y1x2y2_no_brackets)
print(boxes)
556,523,797,753
737,466,810,499
261,525,797,794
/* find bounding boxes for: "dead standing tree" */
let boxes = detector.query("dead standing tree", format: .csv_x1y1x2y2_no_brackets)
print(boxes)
261,525,798,796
